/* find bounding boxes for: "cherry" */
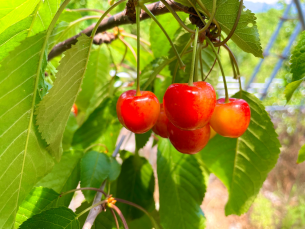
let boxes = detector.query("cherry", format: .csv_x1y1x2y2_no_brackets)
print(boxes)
116,90,160,134
167,121,210,154
152,103,169,138
71,104,78,116
210,98,251,138
163,81,216,130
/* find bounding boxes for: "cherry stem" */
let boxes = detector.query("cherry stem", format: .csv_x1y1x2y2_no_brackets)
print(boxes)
195,0,221,37
90,0,126,37
239,77,242,98
110,205,129,229
119,36,137,61
222,44,241,77
136,4,141,96
198,43,206,81
77,200,107,218
140,3,185,70
115,198,160,229
160,0,195,33
214,0,243,47
189,0,217,34
188,27,199,86
107,44,118,74
84,143,109,153
121,32,151,46
194,42,201,82
230,54,238,79
110,208,120,229
119,42,128,66
206,37,229,103
60,187,108,198
172,37,193,83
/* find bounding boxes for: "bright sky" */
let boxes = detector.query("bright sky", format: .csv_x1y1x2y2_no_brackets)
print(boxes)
246,0,291,3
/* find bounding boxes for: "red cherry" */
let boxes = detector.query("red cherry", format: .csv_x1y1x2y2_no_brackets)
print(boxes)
71,104,78,116
167,121,210,154
152,104,169,138
210,98,251,138
163,81,216,130
116,90,160,134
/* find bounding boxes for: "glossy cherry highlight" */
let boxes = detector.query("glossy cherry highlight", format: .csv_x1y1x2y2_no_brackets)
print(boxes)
167,121,210,154
163,81,216,130
116,90,160,134
152,104,169,138
210,98,251,138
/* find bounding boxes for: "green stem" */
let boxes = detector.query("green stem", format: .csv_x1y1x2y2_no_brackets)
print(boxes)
239,77,242,98
66,8,106,13
136,4,141,96
198,0,217,33
140,3,185,70
91,0,126,37
84,143,108,153
206,37,229,103
115,198,160,229
223,44,240,77
110,208,120,229
107,44,118,73
111,205,129,229
77,200,107,218
160,0,195,34
199,43,205,81
194,43,201,82
229,54,237,79
121,32,151,46
188,28,199,86
119,36,137,62
119,42,128,66
172,37,193,83
60,187,108,197
187,0,205,25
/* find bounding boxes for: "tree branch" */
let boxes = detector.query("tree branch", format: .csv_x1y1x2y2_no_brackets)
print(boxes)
48,1,189,60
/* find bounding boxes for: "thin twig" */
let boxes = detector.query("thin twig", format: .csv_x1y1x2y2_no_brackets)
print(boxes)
111,205,129,229
110,208,120,229
119,36,137,61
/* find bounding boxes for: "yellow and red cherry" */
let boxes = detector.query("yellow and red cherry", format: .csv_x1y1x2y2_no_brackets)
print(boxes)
167,121,210,154
152,103,169,138
116,90,160,134
163,81,216,130
210,98,251,138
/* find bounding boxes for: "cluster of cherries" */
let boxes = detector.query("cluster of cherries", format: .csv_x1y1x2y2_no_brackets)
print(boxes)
116,82,251,154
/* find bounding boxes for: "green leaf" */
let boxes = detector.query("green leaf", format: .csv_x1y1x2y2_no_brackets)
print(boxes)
72,98,119,148
62,113,79,151
0,0,60,63
290,31,305,82
76,45,111,115
201,0,263,58
36,150,83,207
284,78,304,103
0,32,54,229
150,13,187,58
116,155,155,220
19,207,80,229
0,0,39,34
297,144,305,164
80,151,111,202
29,0,60,37
157,139,206,229
15,187,59,228
199,91,281,215
36,34,92,160
135,130,152,150
109,157,121,182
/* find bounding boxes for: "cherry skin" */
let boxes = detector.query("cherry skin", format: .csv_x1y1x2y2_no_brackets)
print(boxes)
167,121,210,154
163,81,216,130
116,90,160,134
152,103,169,138
71,104,78,116
210,98,251,138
